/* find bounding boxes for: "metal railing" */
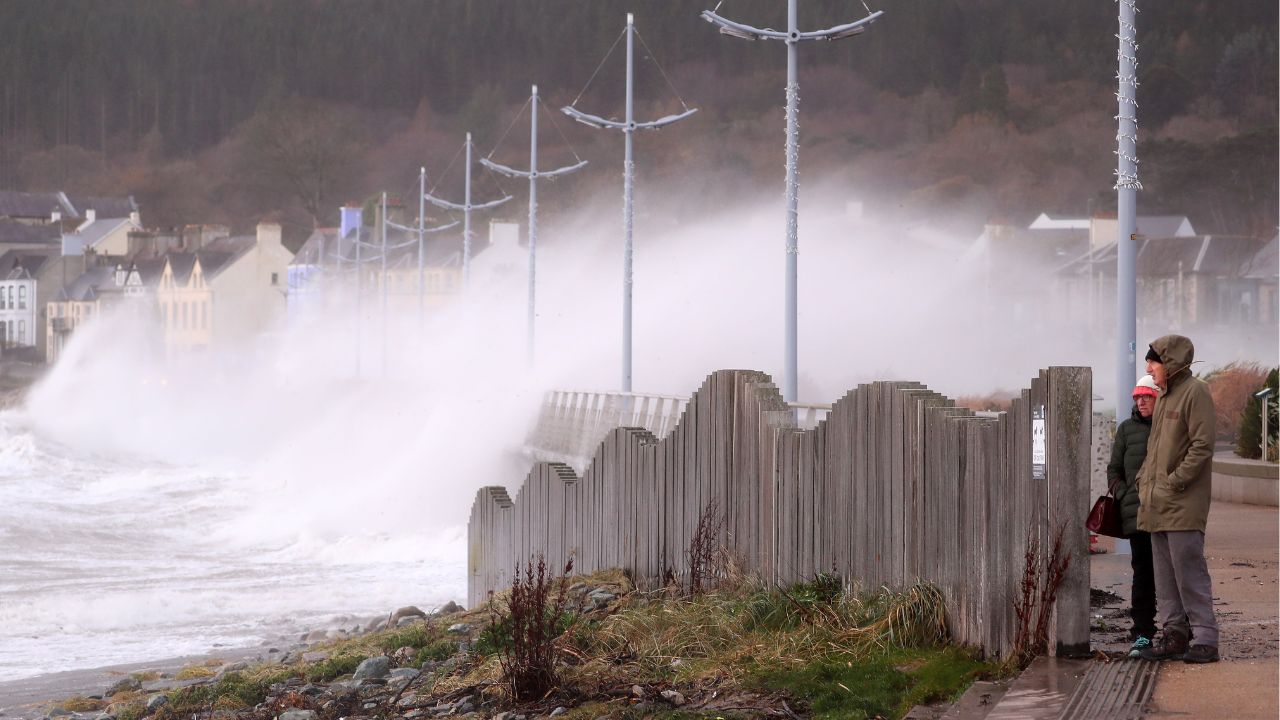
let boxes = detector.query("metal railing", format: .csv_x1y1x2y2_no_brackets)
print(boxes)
525,388,831,470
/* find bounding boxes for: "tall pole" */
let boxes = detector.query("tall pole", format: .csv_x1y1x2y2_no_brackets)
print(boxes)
354,223,363,378
425,138,511,291
484,86,587,365
783,0,799,404
464,133,474,285
563,14,696,392
622,15,636,393
380,191,389,377
1115,0,1140,420
702,0,881,402
527,90,539,363
418,167,426,324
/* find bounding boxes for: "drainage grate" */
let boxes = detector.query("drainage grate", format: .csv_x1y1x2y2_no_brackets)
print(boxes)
1057,659,1158,720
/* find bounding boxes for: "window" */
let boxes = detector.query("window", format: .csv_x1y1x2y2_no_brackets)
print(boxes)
18,320,25,345
271,272,279,286
182,302,189,330
18,286,26,310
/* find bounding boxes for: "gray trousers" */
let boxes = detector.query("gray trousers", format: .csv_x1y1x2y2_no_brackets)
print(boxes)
1151,530,1219,647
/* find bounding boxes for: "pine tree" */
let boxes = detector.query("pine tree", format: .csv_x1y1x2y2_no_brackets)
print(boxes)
1236,368,1279,460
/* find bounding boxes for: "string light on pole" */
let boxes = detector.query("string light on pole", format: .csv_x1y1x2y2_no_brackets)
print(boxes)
1113,0,1140,420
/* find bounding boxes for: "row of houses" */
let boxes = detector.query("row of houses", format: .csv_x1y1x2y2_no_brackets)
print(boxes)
0,191,480,364
978,212,1278,332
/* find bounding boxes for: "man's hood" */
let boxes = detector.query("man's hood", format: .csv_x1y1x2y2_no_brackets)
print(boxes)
1150,334,1195,385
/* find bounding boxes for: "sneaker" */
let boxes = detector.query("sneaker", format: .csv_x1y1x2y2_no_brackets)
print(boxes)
1139,631,1189,661
1128,635,1153,658
1183,644,1220,664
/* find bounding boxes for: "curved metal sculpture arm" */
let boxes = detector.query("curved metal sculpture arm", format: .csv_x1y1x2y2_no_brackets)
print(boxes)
424,220,460,234
423,193,467,212
635,108,699,130
699,11,786,41
478,157,532,179
538,160,589,179
470,195,513,211
388,219,460,235
560,106,628,130
798,11,883,41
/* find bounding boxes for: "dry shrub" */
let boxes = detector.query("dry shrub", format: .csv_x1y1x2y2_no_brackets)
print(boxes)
493,555,575,702
688,500,725,597
1011,521,1071,667
1204,362,1268,442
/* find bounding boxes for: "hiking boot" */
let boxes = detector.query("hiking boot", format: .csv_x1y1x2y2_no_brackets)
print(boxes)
1183,644,1220,664
1139,630,1189,661
1128,635,1153,658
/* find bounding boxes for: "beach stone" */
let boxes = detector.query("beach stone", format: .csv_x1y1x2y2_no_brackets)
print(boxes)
301,651,329,663
45,709,73,718
631,684,644,697
352,656,391,681
303,629,329,643
389,668,419,680
436,601,463,615
660,690,685,706
221,661,248,673
386,606,427,629
93,714,114,720
588,589,615,607
446,623,470,634
105,678,141,697
145,695,168,711
278,711,317,720
549,707,567,717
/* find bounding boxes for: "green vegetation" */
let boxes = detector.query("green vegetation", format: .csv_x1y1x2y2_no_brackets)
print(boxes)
752,647,1001,720
305,654,366,682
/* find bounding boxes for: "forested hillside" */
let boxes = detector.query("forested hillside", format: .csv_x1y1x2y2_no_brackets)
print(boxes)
1,0,1274,244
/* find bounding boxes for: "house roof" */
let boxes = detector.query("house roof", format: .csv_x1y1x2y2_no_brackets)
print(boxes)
199,235,255,280
1058,235,1269,277
1026,213,1195,238
54,265,117,302
0,191,72,220
290,228,340,267
65,194,138,219
0,249,52,280
327,225,466,268
0,219,61,245
166,253,198,285
70,217,137,249
1242,235,1278,280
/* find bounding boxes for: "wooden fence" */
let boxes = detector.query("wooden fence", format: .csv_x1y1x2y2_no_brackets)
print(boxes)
468,368,1092,658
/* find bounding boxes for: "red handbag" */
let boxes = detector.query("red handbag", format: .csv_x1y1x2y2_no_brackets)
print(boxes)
1086,494,1124,538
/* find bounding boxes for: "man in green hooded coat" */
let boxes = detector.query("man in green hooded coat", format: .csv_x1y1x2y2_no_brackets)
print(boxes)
1136,334,1219,664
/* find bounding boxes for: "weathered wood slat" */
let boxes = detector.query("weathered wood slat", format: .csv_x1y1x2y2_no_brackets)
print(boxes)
466,367,1092,659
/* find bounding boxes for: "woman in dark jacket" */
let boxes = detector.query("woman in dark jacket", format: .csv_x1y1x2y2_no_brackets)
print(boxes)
1107,374,1160,657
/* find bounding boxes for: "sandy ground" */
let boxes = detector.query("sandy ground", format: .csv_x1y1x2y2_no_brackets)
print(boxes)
1090,500,1279,718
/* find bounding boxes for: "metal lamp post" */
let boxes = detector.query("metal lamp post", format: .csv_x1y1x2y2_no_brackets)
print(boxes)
424,133,513,289
701,0,881,402
483,85,588,365
1114,0,1141,420
562,13,697,393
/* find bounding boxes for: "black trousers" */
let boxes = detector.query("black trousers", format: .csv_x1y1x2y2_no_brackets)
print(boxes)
1127,530,1158,638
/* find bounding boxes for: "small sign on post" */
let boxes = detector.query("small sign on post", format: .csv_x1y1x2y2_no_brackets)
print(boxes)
1032,404,1047,480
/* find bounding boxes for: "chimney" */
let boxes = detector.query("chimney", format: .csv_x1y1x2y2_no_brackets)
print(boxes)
129,210,141,226
256,222,283,252
85,208,96,224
